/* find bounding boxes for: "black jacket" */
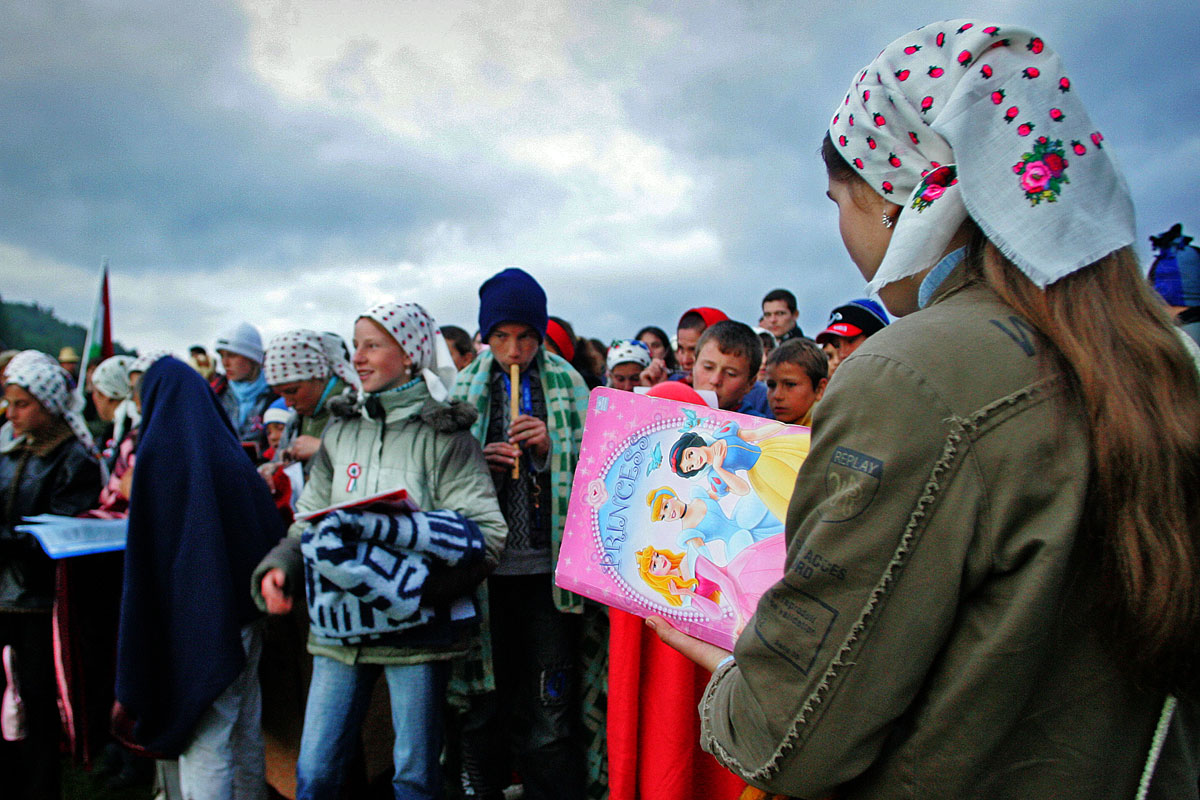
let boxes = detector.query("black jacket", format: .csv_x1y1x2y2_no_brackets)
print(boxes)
1,422,101,609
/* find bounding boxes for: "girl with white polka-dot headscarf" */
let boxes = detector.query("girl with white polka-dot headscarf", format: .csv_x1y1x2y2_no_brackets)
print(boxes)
4,350,95,453
358,302,458,401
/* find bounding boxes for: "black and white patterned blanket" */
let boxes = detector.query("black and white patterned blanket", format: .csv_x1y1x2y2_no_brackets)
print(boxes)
301,508,483,642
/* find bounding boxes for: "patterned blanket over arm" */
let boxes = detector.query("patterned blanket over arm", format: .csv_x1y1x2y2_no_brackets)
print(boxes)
301,508,484,642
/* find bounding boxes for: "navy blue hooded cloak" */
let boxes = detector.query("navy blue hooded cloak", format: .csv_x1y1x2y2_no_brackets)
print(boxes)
115,357,283,756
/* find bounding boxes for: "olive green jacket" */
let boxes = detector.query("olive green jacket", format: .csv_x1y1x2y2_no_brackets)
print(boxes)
701,271,1199,799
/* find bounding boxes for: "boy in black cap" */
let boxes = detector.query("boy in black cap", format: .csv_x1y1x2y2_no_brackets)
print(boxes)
814,298,890,379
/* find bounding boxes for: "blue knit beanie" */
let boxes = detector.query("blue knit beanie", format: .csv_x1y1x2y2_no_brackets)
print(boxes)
477,268,548,342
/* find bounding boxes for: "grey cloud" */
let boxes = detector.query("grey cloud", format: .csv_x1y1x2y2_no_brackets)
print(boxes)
0,0,562,273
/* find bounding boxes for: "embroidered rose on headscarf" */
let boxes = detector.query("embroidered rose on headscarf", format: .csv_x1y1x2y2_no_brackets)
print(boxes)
910,165,958,212
1013,138,1071,205
1020,161,1051,193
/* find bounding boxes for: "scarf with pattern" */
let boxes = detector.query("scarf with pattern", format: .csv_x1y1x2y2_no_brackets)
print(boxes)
830,19,1133,293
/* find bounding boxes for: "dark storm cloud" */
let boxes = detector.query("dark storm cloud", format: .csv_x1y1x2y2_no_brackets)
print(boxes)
0,0,560,273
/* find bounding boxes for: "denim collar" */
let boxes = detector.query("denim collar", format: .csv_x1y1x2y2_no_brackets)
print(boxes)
918,247,968,310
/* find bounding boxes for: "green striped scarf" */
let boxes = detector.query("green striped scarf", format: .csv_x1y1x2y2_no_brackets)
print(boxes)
453,347,590,613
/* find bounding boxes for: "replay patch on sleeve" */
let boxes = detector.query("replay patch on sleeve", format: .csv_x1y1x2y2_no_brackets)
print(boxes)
753,585,838,675
822,446,883,523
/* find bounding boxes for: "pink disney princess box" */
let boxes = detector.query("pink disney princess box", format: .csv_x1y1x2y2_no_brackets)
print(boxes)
555,388,810,650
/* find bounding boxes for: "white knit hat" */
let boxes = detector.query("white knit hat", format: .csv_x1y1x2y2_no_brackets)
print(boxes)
214,322,265,364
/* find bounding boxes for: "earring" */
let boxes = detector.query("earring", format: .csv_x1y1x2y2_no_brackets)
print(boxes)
881,212,895,229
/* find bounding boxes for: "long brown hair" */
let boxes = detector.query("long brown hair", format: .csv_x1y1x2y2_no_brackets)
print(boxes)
823,133,1200,693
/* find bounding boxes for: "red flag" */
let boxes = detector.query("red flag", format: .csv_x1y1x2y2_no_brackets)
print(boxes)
78,259,114,386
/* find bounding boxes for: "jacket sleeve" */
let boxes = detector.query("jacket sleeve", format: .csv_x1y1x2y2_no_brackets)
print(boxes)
699,351,981,797
430,429,507,570
287,430,334,540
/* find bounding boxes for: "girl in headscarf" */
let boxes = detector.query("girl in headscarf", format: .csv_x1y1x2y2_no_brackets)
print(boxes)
88,355,140,513
114,357,283,799
1,350,102,799
650,21,1200,799
262,329,360,474
253,302,506,800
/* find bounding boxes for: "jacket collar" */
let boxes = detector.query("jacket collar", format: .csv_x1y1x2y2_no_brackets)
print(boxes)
21,417,74,458
366,378,432,424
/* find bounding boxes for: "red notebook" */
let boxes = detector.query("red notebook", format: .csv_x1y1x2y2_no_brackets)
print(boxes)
294,487,419,524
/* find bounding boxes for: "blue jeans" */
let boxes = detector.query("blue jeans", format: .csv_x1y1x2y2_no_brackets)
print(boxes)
296,655,447,800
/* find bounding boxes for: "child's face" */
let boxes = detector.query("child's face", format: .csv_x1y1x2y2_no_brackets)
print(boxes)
487,322,541,373
353,318,413,393
266,422,285,449
638,333,667,362
692,341,754,411
219,350,258,383
607,362,643,392
274,378,327,417
4,384,54,438
766,362,825,424
675,326,701,376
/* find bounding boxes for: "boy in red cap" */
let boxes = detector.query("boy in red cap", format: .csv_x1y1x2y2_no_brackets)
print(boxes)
814,298,889,379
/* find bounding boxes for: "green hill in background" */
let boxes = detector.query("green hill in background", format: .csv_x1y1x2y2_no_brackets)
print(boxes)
0,295,134,358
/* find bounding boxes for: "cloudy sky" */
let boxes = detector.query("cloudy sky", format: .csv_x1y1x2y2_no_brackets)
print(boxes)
2,0,1197,356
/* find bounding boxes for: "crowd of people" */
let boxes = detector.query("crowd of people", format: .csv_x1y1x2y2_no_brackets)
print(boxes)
3,17,1200,800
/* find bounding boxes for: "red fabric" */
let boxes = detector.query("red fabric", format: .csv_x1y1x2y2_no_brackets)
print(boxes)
679,306,729,329
100,268,113,360
545,319,576,363
269,465,295,527
646,381,707,406
607,610,745,800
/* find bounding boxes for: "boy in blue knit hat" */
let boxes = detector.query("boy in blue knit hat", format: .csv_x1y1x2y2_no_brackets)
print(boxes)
452,268,597,800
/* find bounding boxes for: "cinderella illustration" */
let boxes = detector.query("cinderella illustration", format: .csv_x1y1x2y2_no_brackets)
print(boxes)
646,485,783,560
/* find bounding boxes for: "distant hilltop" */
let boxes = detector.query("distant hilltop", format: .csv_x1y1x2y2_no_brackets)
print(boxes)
0,295,133,358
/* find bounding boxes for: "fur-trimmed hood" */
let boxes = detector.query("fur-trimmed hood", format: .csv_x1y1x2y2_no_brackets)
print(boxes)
328,388,477,433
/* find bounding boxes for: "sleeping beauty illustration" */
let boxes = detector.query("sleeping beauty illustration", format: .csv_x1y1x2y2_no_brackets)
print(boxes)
669,419,809,524
646,485,783,560
635,535,786,633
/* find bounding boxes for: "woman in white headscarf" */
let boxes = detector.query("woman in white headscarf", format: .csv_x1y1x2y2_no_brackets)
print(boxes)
651,20,1200,799
1,351,102,799
90,355,141,483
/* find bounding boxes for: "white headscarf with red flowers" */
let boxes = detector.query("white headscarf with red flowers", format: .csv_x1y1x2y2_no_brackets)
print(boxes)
4,349,95,452
829,20,1133,293
359,302,457,402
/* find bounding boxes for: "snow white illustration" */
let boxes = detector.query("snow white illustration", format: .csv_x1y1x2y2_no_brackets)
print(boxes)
668,419,808,524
